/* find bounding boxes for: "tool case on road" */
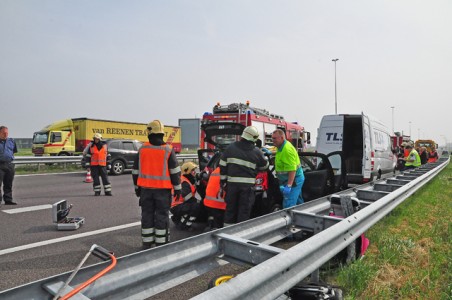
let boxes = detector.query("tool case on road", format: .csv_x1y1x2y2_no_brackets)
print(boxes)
52,200,85,231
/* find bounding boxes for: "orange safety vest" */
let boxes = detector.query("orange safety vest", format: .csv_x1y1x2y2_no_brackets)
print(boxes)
204,168,226,210
171,176,196,207
137,143,173,189
90,144,107,166
428,151,438,163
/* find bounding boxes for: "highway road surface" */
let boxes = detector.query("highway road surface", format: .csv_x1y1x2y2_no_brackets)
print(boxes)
0,172,207,296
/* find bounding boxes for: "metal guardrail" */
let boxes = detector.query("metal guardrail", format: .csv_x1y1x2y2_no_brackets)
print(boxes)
1,156,449,299
13,154,198,166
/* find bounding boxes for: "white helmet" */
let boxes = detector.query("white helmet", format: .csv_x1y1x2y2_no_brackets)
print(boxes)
241,126,259,143
93,133,102,140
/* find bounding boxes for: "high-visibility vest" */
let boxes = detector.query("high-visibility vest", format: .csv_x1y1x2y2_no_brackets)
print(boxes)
137,143,173,189
405,149,421,167
171,176,195,207
204,168,226,210
90,144,107,166
428,151,438,163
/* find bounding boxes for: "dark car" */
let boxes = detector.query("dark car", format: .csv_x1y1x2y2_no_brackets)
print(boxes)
197,122,347,217
82,139,143,175
107,139,143,175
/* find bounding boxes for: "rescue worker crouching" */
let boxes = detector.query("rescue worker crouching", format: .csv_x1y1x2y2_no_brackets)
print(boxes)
83,133,112,196
132,120,181,249
203,167,226,231
170,161,202,231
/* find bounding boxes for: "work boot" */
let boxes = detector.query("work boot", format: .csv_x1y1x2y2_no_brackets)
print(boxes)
4,201,17,205
142,242,153,250
105,191,112,196
94,191,101,196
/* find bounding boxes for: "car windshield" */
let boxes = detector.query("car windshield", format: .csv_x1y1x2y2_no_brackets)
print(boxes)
33,132,48,144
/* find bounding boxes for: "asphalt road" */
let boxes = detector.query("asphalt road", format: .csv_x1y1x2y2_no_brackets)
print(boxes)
0,172,209,296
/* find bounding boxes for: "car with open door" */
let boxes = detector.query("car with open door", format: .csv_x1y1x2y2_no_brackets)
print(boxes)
197,122,347,218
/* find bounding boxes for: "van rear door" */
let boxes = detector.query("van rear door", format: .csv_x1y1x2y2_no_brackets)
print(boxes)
316,115,344,155
362,114,372,181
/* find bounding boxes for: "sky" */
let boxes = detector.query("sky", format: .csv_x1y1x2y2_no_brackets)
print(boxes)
1,0,451,148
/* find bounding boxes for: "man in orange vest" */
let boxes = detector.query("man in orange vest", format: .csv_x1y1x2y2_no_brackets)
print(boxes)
132,120,181,249
203,167,226,231
83,133,112,196
170,161,201,231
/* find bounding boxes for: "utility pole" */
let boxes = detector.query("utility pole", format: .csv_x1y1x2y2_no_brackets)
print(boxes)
332,58,339,114
391,106,395,133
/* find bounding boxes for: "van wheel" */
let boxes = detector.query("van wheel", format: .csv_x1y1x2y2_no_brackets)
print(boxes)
111,160,125,175
208,275,234,289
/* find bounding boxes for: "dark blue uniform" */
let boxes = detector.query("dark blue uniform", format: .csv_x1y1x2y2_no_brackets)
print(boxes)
0,137,18,204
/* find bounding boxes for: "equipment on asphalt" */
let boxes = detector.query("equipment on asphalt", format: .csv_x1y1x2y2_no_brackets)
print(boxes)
84,169,93,183
51,244,116,300
52,200,85,231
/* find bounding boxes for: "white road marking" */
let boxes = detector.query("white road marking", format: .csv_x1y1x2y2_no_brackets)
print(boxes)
2,204,52,214
0,222,141,256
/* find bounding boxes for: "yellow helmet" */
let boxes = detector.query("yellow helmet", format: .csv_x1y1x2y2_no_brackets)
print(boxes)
93,133,103,140
241,126,259,142
147,120,165,135
181,161,198,175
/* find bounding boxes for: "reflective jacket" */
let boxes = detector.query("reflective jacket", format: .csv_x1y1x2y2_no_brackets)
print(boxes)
204,167,226,210
171,175,196,207
405,149,421,167
89,143,108,166
137,143,175,189
219,139,269,185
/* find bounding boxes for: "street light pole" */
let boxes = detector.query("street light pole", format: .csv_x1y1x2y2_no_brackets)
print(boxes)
409,121,412,138
391,106,395,133
332,58,339,114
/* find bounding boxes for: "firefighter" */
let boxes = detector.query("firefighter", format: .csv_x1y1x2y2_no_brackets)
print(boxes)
203,167,226,231
132,120,181,249
271,129,304,208
170,161,202,231
219,126,269,226
83,133,112,196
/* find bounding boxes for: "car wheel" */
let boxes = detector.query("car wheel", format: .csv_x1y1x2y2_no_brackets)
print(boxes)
111,160,125,175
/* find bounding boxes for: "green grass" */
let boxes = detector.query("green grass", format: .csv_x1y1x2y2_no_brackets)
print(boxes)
16,148,33,156
330,161,452,299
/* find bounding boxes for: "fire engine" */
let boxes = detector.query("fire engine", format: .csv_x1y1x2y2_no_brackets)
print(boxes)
200,101,310,150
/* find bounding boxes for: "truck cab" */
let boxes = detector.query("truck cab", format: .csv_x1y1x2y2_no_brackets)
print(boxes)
32,119,75,156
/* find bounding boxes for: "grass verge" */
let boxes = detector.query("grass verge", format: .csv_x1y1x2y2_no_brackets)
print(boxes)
331,162,451,299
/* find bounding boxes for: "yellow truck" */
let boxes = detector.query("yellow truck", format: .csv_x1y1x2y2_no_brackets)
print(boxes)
414,139,438,153
32,118,181,156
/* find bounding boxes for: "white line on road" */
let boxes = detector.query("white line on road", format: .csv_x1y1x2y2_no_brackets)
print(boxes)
0,222,141,256
2,204,52,214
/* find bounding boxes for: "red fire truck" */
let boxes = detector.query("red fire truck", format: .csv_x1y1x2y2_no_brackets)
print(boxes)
200,101,310,150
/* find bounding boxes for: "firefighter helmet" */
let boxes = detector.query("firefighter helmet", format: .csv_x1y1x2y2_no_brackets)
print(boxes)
147,120,165,135
93,133,102,140
241,126,259,143
181,161,198,175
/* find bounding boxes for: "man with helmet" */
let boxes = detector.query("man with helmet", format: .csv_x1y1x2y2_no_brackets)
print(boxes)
170,161,202,231
219,126,269,226
132,120,181,249
83,133,112,196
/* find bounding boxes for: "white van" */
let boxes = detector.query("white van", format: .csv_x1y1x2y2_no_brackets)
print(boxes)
316,113,396,184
